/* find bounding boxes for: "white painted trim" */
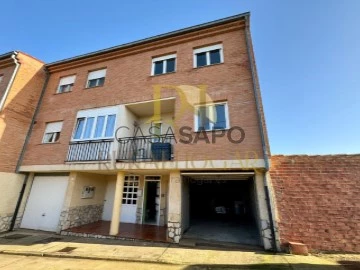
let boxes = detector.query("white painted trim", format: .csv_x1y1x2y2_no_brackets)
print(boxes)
19,159,267,172
143,175,162,225
193,44,223,54
124,97,176,107
152,54,176,62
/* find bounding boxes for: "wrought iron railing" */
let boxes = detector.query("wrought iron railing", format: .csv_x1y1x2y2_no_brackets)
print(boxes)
66,139,113,162
117,135,175,162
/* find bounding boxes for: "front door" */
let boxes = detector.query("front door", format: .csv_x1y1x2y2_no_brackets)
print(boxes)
143,176,161,225
102,175,139,223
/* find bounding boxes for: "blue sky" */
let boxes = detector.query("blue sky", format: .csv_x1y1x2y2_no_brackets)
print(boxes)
1,0,359,154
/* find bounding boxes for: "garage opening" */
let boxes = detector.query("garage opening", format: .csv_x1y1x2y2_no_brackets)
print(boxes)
182,173,261,246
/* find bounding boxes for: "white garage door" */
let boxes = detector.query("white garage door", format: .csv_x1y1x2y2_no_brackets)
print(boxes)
102,175,139,223
21,175,68,232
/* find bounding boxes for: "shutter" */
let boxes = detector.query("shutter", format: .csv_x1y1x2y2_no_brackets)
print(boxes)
45,121,63,133
59,75,76,86
88,69,107,80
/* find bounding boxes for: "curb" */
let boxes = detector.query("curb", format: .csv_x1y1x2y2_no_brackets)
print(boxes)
0,250,181,265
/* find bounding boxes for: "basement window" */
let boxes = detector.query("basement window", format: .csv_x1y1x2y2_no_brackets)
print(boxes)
43,121,63,143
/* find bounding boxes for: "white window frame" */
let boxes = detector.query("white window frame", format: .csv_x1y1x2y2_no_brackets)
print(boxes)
193,44,224,68
194,102,230,132
86,68,107,88
72,106,117,141
57,75,76,94
42,121,63,144
151,54,176,76
122,175,140,205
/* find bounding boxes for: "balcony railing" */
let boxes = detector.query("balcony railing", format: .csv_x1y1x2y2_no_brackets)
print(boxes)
117,134,175,162
66,139,113,162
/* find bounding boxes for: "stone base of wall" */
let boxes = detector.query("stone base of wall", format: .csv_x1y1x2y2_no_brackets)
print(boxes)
167,222,181,243
0,214,13,232
59,204,103,231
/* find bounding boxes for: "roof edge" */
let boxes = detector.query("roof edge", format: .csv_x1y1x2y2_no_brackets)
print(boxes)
47,12,250,67
0,51,17,61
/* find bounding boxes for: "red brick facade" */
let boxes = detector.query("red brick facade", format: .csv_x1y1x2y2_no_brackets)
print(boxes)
0,53,45,172
22,19,265,166
270,155,360,253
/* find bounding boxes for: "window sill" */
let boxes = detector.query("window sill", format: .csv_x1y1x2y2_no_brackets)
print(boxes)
84,85,105,90
70,138,114,143
194,128,229,133
193,62,224,69
40,142,61,145
54,91,72,95
150,71,176,77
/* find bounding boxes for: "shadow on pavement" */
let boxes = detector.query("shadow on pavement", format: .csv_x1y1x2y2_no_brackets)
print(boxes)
184,264,343,269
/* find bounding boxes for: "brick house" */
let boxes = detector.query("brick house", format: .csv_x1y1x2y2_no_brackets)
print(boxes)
9,13,279,250
2,13,358,253
0,51,46,231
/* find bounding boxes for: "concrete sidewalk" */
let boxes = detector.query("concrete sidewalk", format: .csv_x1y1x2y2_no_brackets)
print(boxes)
0,231,346,269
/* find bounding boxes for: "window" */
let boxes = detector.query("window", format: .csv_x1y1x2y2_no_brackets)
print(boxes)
72,107,117,141
0,75,3,83
57,75,76,93
193,44,223,68
151,122,162,142
43,121,63,143
151,54,176,75
195,102,229,131
122,175,139,205
86,69,106,88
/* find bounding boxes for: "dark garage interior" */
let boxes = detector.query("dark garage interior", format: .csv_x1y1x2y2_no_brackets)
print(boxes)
183,176,261,246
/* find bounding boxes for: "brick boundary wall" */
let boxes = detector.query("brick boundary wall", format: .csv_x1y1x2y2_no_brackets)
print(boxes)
270,154,360,253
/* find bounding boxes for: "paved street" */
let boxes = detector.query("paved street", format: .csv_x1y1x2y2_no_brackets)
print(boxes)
0,255,183,270
0,231,355,269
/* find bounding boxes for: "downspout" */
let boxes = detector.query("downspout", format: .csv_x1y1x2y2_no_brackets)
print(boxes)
0,52,20,112
244,15,278,251
9,66,50,231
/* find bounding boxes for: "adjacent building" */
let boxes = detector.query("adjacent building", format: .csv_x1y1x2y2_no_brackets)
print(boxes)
0,51,46,231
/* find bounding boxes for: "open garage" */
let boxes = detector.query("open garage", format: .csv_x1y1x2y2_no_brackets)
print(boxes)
181,172,262,247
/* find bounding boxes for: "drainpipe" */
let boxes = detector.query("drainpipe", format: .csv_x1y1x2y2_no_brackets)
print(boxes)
244,15,278,251
0,52,20,112
9,66,50,231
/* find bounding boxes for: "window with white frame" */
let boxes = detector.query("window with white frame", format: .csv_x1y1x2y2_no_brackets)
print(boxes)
43,121,63,143
193,44,223,68
122,175,139,205
57,75,76,93
86,69,106,88
72,107,117,140
195,102,229,131
151,54,176,75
